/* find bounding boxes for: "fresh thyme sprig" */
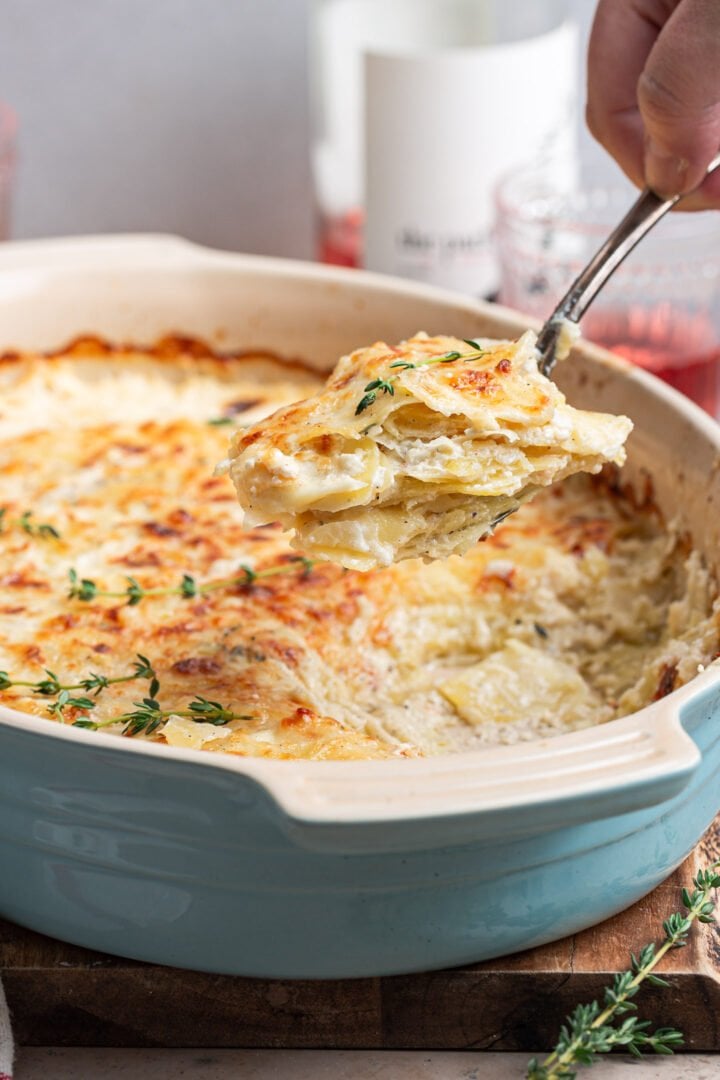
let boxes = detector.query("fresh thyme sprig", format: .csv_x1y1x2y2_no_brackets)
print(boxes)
527,862,720,1079
355,339,487,415
0,653,157,698
0,654,159,719
73,694,252,737
46,692,98,717
0,508,61,540
67,557,315,606
0,653,250,735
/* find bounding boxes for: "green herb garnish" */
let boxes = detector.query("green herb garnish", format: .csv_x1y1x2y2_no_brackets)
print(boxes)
74,694,252,737
67,557,314,606
354,342,487,415
528,862,720,1078
0,654,160,722
0,654,251,736
0,507,61,540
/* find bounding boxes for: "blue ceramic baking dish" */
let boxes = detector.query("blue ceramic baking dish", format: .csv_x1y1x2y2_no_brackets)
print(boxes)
0,236,719,978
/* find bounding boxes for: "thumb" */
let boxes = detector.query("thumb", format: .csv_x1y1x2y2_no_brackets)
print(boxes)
639,0,720,196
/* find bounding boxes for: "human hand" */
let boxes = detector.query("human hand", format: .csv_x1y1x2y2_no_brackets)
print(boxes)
586,0,720,208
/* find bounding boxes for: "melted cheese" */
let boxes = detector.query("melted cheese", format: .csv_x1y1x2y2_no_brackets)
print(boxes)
0,336,717,760
227,331,633,569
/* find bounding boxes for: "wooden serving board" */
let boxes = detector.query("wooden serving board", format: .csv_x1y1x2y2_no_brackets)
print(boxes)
2,818,720,1051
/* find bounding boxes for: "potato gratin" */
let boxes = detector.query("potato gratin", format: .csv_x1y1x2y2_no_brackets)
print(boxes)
0,336,718,760
226,331,633,569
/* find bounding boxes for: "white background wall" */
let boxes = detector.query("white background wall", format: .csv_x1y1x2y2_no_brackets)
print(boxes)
0,0,594,259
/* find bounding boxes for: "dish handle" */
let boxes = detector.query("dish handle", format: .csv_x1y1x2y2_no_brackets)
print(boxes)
247,666,720,853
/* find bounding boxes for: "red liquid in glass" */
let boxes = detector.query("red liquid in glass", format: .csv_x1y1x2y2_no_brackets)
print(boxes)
318,208,363,268
584,306,720,418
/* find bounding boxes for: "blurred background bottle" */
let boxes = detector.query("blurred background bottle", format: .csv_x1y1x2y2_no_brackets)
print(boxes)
310,0,578,297
0,103,16,240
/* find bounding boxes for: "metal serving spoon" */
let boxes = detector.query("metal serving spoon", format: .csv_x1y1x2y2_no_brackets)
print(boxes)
536,151,720,377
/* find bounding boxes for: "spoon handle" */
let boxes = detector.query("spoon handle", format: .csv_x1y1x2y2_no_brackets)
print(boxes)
536,150,720,376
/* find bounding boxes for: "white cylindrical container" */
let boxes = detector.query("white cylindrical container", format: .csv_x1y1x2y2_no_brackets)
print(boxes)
310,0,578,296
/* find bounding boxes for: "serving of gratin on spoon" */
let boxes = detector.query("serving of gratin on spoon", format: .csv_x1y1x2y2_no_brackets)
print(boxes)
222,330,631,570
223,154,720,571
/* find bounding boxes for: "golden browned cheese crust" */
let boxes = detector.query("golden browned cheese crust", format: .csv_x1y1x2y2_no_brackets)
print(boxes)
0,337,717,759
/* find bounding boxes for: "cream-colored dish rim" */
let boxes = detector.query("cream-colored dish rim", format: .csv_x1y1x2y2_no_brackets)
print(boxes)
0,233,717,825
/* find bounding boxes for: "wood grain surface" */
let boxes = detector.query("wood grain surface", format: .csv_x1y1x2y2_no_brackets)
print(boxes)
2,818,719,1050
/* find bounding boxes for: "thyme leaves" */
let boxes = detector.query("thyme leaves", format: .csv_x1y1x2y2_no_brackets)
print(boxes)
0,654,250,737
527,863,720,1078
0,653,157,700
354,341,488,416
0,508,61,540
67,557,315,607
75,694,252,737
